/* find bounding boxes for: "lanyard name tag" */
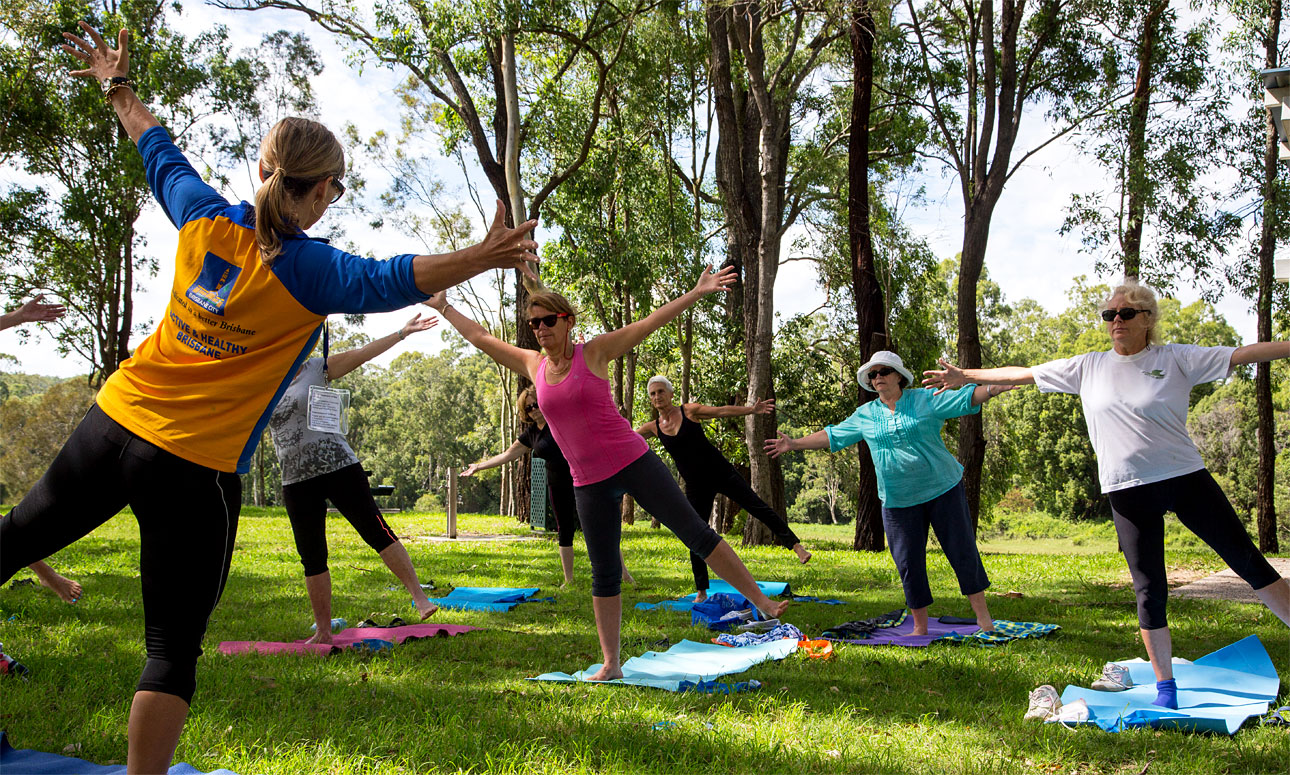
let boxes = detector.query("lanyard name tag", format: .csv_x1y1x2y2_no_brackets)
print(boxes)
307,384,350,434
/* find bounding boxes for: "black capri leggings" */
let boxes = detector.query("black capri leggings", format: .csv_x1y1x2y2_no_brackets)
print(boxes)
548,469,580,548
686,465,800,591
574,451,722,597
281,462,398,577
1109,468,1281,630
0,404,240,704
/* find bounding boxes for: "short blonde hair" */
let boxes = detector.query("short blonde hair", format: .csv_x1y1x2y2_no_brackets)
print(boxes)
1101,277,1162,346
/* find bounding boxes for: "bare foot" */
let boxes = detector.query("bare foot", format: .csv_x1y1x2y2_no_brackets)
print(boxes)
585,664,624,682
415,600,438,621
305,631,333,645
621,571,636,588
560,580,572,589
793,544,812,565
911,628,929,636
762,599,790,619
693,591,708,604
977,619,995,633
31,562,81,604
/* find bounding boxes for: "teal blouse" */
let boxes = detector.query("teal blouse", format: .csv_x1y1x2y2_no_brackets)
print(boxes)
825,386,980,508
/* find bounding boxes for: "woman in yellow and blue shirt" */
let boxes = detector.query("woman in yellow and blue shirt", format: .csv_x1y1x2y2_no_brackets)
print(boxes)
0,22,537,772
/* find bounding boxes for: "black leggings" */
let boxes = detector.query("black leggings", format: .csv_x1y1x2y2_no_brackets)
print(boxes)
548,470,580,548
574,451,722,597
0,404,240,704
686,465,800,591
281,462,398,577
1109,469,1281,630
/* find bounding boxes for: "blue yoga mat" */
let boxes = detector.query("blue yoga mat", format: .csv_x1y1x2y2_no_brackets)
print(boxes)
425,587,541,612
1055,635,1280,734
0,732,237,774
680,580,789,601
530,638,798,691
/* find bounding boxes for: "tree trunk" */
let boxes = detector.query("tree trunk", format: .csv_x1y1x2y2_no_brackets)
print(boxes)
1256,0,1282,553
957,214,991,529
849,0,887,553
1123,0,1168,278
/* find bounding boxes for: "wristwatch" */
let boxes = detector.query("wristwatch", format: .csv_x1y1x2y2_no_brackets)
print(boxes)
101,76,134,99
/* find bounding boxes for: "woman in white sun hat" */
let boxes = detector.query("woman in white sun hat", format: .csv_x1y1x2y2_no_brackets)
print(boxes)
765,350,1011,635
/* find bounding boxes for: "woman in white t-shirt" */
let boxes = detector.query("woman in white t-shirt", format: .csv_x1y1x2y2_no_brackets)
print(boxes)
923,278,1289,710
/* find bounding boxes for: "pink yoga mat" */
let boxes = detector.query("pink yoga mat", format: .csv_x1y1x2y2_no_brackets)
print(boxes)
219,623,479,656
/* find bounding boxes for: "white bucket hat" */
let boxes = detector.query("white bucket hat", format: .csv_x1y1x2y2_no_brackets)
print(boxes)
857,350,915,392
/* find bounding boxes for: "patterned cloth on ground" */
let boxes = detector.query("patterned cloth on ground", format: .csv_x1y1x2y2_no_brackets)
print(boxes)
714,623,804,647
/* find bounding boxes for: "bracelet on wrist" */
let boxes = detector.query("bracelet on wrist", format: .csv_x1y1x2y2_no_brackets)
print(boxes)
398,329,406,341
101,76,134,100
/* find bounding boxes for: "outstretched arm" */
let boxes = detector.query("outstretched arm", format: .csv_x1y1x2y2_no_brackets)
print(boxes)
411,201,540,294
1,295,66,331
688,398,774,420
325,313,437,381
923,358,1035,394
461,441,529,476
635,422,657,439
427,291,541,381
62,23,158,142
763,430,830,459
970,384,1017,407
1231,341,1290,367
584,265,736,373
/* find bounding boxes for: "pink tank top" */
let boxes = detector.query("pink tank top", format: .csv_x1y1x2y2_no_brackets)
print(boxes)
535,343,649,486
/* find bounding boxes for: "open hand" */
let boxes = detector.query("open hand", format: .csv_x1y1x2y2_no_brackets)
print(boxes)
7,294,66,327
460,463,480,477
424,291,449,313
751,398,775,415
763,432,792,459
401,312,438,338
922,357,967,394
477,200,540,281
62,21,129,82
693,264,737,296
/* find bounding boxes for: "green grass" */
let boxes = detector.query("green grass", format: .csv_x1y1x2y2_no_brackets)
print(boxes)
1,509,1287,774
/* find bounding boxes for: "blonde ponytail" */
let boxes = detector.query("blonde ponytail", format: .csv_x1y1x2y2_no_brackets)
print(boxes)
254,117,346,265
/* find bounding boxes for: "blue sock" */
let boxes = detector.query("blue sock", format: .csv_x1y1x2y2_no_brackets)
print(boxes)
1153,678,1178,709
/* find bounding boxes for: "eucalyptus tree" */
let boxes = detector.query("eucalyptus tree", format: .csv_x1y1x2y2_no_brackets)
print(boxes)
0,1,278,383
895,0,1113,525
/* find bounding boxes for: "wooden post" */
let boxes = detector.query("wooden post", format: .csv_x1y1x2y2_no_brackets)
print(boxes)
447,466,458,539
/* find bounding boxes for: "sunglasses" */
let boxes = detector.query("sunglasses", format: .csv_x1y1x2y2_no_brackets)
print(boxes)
525,403,539,412
527,313,570,330
867,366,896,381
1100,308,1150,322
329,176,346,204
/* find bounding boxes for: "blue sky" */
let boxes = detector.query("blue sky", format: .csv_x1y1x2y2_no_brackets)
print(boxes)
2,2,1271,378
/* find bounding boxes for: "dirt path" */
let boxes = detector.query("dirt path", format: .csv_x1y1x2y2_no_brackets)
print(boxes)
1171,558,1290,604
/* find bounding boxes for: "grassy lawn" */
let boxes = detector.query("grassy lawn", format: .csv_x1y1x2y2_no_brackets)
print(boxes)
1,509,1287,774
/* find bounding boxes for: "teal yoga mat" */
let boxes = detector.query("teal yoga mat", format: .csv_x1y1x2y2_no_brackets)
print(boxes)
680,580,789,601
530,638,798,691
426,587,542,612
1055,635,1280,734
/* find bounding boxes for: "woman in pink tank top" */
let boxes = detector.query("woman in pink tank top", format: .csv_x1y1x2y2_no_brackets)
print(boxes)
429,266,789,681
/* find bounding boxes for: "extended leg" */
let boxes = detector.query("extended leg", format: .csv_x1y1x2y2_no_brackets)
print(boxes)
926,482,992,631
718,467,810,563
881,502,933,633
30,560,82,603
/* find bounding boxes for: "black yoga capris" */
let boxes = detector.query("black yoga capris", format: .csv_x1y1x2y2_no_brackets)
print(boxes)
1109,469,1281,630
687,465,800,591
548,468,580,548
0,403,240,704
574,451,722,597
281,462,398,577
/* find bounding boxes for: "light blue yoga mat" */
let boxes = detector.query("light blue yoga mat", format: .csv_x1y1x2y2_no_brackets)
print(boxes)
0,732,237,774
1055,635,1280,734
530,638,798,691
426,587,542,612
680,580,789,601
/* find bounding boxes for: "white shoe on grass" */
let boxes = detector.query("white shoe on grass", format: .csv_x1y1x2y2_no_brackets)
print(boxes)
1050,697,1090,725
1091,662,1133,691
1024,685,1062,721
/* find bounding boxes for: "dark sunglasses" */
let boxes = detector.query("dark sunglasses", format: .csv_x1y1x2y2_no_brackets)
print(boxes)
1100,307,1150,322
867,366,896,381
329,176,346,204
525,403,539,412
527,313,569,330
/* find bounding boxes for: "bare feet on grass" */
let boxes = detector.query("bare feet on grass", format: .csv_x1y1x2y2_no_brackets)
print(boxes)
415,600,438,621
762,599,790,619
586,663,624,682
792,544,812,565
30,562,81,603
305,630,333,645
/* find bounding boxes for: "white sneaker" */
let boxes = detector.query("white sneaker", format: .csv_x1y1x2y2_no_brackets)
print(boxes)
1024,685,1062,721
1091,662,1133,691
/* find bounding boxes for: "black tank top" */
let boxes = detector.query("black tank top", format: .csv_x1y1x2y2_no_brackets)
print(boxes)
518,422,572,483
654,408,730,481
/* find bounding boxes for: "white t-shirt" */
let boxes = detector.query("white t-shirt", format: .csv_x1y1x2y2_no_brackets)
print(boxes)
1030,344,1235,493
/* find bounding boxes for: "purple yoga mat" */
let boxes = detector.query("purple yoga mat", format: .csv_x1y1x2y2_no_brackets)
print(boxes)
828,616,980,647
219,623,479,656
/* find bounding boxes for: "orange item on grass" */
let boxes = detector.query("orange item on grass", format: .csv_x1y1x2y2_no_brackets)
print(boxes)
797,639,834,659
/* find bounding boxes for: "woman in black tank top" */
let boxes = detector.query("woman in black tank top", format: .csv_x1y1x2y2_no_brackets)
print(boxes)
636,376,811,601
